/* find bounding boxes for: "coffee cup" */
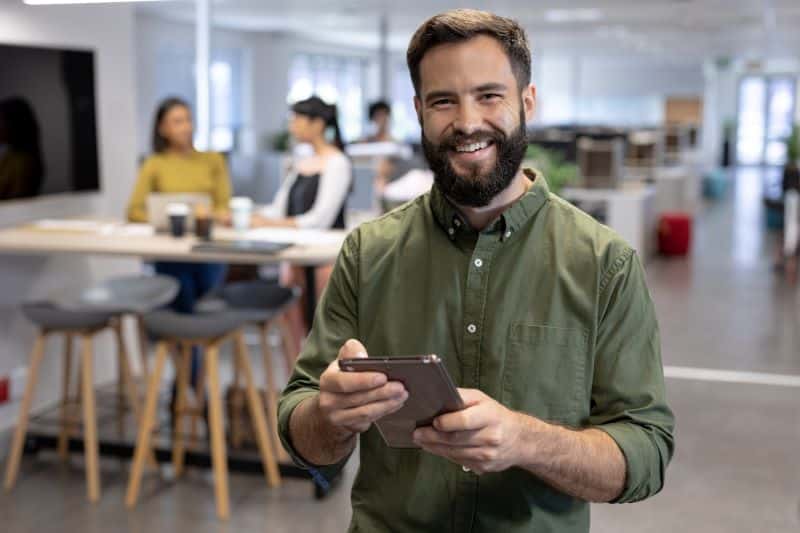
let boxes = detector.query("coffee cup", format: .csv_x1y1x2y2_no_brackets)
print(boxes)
229,196,253,232
166,203,189,238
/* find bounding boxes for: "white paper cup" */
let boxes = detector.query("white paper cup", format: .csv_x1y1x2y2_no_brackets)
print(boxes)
229,196,253,231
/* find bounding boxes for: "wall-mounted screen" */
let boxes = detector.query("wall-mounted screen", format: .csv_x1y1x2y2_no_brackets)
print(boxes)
0,43,100,201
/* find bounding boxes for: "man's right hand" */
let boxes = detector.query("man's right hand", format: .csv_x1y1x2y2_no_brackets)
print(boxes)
317,339,408,438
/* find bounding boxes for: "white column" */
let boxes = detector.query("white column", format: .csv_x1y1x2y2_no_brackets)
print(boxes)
378,14,390,100
195,0,211,151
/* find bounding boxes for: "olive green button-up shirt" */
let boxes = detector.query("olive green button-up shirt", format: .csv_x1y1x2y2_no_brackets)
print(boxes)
278,170,675,533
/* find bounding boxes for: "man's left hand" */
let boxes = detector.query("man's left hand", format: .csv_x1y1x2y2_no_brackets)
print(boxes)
412,388,524,474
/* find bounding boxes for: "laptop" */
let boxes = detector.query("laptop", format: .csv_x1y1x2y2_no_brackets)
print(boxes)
146,193,212,231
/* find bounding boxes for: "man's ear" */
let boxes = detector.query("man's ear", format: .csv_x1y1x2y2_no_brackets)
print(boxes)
521,84,536,123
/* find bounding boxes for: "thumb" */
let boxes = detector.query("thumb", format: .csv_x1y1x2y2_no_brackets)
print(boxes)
338,338,368,360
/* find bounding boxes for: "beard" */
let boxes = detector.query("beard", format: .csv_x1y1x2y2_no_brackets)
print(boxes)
421,110,528,208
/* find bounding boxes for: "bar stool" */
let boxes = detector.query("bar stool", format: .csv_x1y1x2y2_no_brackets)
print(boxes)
3,303,131,503
125,309,281,520
3,275,178,503
205,282,300,453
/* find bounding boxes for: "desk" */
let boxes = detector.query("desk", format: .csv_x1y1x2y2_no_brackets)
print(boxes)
0,221,346,325
0,221,346,498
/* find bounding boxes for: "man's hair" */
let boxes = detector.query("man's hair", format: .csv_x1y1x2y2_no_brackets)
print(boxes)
406,9,531,97
368,100,391,120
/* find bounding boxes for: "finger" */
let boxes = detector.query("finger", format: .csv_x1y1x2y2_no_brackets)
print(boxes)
331,382,408,409
337,338,368,360
418,442,486,465
456,388,485,407
433,404,489,433
330,395,408,428
322,369,387,394
413,427,483,448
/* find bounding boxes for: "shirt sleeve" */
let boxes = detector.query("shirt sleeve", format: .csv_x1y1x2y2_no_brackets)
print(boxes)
211,152,232,215
126,157,156,222
277,229,360,479
293,155,352,229
591,247,676,504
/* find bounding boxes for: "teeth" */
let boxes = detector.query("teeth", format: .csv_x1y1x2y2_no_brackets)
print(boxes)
455,141,489,153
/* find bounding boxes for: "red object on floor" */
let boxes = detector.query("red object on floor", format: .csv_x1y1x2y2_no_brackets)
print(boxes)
658,212,692,256
0,376,8,403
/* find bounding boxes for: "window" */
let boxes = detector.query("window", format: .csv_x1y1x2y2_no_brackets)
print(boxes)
287,54,367,142
154,45,243,152
391,62,421,142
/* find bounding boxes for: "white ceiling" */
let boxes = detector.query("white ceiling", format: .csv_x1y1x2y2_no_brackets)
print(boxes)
138,0,800,64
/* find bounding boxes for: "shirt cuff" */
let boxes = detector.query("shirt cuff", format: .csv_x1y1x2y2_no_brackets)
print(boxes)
277,389,352,481
596,422,654,504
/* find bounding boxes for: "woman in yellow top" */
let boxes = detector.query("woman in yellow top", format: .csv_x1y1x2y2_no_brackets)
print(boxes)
127,97,231,314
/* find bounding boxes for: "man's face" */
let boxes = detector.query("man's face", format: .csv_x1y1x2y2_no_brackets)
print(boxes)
415,35,536,207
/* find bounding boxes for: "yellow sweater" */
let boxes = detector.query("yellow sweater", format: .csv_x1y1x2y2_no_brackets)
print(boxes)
126,151,231,222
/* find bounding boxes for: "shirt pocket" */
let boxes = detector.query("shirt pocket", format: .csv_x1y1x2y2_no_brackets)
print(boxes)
502,323,588,425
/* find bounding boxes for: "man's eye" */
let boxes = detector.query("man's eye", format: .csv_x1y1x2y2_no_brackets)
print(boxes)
433,99,453,107
480,93,501,102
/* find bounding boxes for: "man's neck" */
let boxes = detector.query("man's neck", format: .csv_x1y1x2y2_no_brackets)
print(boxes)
451,170,532,231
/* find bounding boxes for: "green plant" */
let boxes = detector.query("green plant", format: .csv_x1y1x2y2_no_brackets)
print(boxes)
786,124,799,163
268,130,291,152
524,144,578,195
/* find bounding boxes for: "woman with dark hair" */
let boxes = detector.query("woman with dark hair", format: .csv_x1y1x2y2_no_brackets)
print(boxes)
0,97,44,200
253,96,351,229
254,96,352,346
126,97,231,313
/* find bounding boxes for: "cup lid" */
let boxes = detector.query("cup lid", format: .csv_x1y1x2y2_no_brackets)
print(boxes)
166,203,189,215
229,196,253,208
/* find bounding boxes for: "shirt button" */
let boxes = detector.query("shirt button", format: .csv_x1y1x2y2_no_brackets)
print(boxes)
467,324,477,334
474,258,483,268
462,465,471,473
453,218,462,227
504,230,512,239
448,227,455,236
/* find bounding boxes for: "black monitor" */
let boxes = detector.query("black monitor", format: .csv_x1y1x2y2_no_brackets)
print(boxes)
0,43,100,202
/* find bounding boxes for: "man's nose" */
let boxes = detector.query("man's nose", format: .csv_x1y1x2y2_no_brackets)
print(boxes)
452,101,483,136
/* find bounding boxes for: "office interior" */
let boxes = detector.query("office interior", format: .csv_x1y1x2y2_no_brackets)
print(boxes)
0,1,799,531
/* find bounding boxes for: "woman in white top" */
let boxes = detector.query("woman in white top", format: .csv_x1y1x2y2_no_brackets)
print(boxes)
253,96,351,229
253,96,352,349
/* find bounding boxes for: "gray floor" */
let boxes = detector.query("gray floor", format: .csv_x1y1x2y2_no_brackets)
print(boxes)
2,167,799,532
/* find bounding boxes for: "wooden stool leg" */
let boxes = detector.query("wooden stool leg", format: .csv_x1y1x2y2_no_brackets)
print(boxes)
126,341,168,509
58,333,74,460
230,348,244,450
205,344,230,520
136,315,149,384
236,332,281,488
80,334,100,503
4,332,46,491
259,325,284,461
171,342,190,477
190,347,205,443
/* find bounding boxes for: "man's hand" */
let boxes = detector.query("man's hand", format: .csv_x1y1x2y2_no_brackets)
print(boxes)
316,339,409,440
412,388,523,474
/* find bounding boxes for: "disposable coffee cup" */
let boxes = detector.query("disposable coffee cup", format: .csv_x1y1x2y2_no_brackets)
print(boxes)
166,203,189,238
229,196,253,232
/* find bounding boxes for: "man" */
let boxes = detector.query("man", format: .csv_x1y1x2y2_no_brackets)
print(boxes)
364,100,394,143
279,9,675,532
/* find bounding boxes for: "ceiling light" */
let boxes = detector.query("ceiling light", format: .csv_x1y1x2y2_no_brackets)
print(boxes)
544,8,604,23
24,0,163,5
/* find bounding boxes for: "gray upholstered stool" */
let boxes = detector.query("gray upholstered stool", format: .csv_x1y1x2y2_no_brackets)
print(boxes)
4,303,124,503
3,275,178,503
77,274,178,382
125,308,281,520
201,282,300,452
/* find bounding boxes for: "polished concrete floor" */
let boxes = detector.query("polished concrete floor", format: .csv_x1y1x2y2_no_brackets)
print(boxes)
2,167,799,532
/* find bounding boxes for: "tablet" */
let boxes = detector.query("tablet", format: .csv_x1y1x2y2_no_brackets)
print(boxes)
338,355,464,448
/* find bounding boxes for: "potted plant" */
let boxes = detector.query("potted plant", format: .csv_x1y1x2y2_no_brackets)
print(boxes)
524,144,578,195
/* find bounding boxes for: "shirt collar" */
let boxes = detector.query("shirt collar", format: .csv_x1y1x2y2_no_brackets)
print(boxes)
429,168,550,240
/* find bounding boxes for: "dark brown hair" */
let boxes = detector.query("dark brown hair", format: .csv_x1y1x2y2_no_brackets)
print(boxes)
291,96,344,150
151,96,190,153
406,9,531,97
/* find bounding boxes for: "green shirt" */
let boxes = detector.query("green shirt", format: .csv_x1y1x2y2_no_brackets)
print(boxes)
278,169,675,533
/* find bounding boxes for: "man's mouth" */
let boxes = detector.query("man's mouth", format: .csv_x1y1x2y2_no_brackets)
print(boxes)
453,140,493,153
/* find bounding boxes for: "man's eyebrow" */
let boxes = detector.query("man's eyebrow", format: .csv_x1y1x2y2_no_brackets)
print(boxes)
472,82,508,93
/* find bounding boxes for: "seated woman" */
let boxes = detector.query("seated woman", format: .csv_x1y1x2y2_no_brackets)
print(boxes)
253,96,351,347
127,96,232,313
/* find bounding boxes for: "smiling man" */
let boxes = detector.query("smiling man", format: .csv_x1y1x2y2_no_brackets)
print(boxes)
278,9,675,533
